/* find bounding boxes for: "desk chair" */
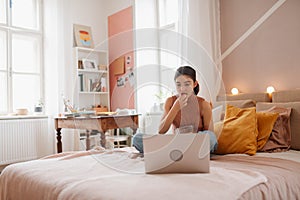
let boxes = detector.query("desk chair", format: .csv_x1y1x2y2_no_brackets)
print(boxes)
113,128,131,148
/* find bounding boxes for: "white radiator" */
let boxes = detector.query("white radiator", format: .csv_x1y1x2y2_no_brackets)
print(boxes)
0,117,53,165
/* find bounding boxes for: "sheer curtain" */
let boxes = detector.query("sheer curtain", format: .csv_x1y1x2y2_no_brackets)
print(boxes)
178,0,223,105
134,0,223,115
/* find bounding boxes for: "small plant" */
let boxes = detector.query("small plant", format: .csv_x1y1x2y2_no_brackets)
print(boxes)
154,90,168,103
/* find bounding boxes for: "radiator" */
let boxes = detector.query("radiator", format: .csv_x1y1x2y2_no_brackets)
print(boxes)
0,117,52,165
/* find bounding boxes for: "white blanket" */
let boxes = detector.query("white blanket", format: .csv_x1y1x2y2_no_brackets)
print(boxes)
0,147,268,200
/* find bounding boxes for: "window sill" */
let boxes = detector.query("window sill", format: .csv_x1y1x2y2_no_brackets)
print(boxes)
0,114,48,120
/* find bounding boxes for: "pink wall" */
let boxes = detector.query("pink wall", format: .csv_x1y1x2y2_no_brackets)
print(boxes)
108,6,135,111
220,0,300,94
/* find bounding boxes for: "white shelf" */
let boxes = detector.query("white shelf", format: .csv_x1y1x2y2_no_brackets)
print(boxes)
78,69,107,73
79,92,109,95
74,46,107,53
74,47,110,110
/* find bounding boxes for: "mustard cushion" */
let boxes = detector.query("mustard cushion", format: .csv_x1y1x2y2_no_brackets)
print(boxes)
216,104,257,155
256,112,279,151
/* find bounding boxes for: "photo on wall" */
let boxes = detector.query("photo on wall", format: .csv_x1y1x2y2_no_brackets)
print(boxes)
73,24,94,48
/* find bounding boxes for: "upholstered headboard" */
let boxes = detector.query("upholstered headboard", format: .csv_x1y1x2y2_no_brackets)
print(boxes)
216,92,271,102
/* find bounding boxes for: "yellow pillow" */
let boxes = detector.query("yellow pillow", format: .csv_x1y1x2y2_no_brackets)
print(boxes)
215,104,257,155
256,112,279,150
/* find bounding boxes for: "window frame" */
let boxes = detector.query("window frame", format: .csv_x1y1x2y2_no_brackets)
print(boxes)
0,0,44,114
156,0,180,96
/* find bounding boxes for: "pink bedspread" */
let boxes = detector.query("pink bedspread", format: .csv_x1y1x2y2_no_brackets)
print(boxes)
0,148,299,200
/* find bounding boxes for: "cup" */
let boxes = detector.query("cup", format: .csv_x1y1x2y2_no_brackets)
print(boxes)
176,125,194,134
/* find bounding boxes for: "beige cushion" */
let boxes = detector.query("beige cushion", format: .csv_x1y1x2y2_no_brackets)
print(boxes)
256,102,300,150
272,89,300,102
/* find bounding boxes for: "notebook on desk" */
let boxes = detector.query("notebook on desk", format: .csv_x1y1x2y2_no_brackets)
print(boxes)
143,133,210,174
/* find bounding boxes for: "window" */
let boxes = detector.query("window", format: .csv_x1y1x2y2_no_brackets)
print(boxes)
0,0,43,114
157,0,180,94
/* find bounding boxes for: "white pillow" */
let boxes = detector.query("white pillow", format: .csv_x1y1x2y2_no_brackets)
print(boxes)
212,105,223,123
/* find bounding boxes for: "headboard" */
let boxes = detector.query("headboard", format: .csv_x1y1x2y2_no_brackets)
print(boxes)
216,92,271,102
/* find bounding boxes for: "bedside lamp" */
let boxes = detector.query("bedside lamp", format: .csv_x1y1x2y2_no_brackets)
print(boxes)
266,86,275,100
231,88,239,95
266,86,275,94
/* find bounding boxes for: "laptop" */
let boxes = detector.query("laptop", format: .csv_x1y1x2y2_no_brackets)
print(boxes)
143,133,210,174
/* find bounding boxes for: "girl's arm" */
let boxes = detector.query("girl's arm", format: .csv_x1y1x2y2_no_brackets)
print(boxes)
158,95,188,134
201,101,214,131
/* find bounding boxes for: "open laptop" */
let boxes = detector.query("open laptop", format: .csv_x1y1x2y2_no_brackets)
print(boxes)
143,133,210,174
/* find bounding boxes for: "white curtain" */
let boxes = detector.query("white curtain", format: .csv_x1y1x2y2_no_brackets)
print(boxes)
178,0,223,105
134,0,223,114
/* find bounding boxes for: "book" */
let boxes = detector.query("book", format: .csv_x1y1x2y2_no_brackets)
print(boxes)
78,74,84,91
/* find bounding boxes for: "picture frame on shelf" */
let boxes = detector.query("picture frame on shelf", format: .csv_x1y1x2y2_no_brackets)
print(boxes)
82,59,97,70
91,79,102,92
73,24,94,48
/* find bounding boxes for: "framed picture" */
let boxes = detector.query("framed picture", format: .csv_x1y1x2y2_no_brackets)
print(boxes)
73,24,94,48
82,59,97,70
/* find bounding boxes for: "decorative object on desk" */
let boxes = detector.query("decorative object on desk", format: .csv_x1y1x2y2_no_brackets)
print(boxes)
62,96,77,113
82,59,97,70
93,105,108,112
73,24,94,48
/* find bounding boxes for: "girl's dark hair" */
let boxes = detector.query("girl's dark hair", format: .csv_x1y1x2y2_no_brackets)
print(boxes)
174,66,199,95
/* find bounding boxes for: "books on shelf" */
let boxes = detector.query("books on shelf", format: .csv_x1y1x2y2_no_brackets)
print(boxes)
78,74,84,91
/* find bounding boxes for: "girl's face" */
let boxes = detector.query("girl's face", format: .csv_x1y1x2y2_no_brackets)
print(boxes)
175,75,198,97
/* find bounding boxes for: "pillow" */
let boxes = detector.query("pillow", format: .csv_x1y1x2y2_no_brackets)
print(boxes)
215,104,257,155
225,99,256,109
218,99,256,120
256,112,279,151
257,102,300,150
259,106,292,152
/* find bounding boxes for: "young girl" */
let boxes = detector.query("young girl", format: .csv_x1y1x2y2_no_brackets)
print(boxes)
132,66,217,153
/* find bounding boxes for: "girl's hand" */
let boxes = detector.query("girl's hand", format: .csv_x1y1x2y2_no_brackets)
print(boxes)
175,94,188,109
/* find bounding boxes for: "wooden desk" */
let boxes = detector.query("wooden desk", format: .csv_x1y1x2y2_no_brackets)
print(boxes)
54,114,139,153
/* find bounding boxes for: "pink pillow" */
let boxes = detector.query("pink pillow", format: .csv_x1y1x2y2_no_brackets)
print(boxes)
260,106,292,152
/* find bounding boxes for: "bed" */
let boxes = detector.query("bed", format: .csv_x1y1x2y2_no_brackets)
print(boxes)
1,90,300,200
